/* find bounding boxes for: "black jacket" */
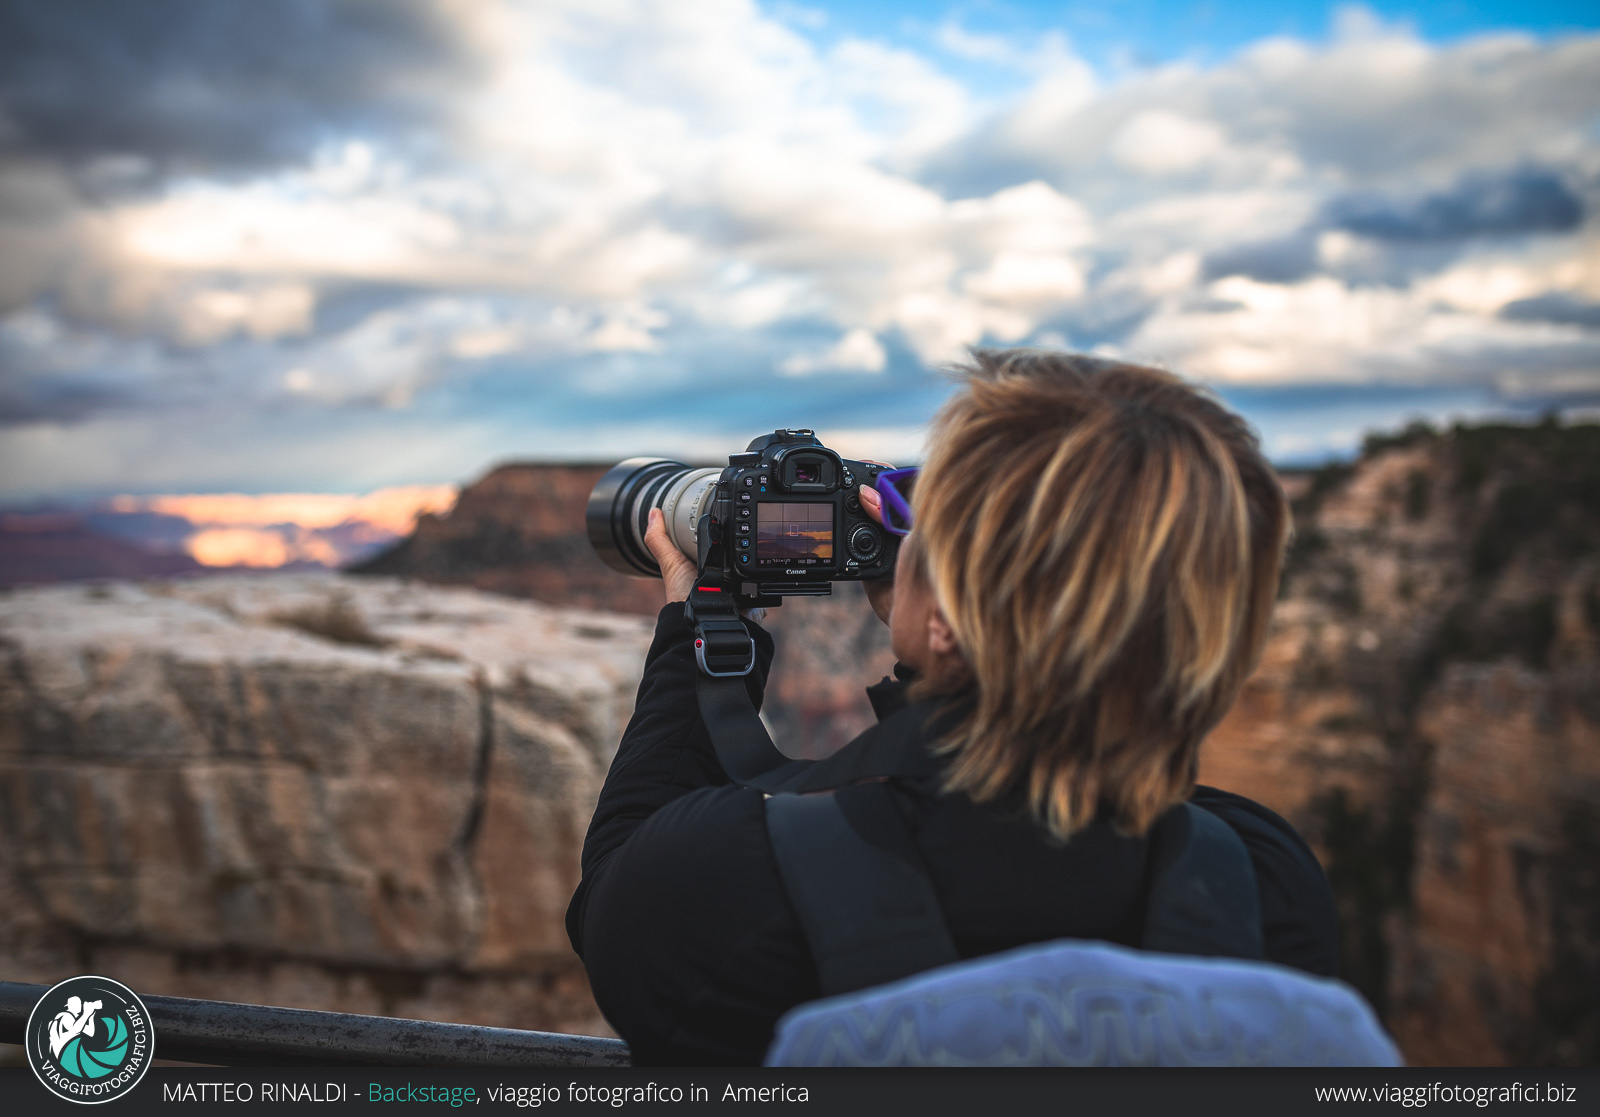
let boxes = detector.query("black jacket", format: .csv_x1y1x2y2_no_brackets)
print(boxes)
565,604,1340,1065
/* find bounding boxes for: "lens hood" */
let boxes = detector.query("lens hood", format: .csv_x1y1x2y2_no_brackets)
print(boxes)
587,458,684,577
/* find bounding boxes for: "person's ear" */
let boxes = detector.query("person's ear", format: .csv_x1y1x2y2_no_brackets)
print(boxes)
928,607,958,657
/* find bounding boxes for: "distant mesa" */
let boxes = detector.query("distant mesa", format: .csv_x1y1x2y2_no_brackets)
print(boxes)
0,486,455,589
0,511,205,586
350,463,667,616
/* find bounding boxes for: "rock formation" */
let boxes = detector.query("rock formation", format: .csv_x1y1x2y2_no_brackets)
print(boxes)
0,512,205,587
351,464,666,616
1200,421,1600,1066
0,575,652,1037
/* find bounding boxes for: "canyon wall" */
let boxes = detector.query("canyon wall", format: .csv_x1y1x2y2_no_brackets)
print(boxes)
1200,422,1599,1066
351,465,665,616
0,575,652,1037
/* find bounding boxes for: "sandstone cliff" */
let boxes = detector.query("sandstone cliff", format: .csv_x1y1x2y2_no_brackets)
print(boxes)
0,575,652,1036
351,465,666,616
1199,420,1600,1066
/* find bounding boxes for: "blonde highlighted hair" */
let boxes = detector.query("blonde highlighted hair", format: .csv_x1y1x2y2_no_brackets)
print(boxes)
913,350,1289,840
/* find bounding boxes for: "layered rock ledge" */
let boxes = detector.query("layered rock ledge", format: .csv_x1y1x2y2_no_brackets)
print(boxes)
0,575,652,1036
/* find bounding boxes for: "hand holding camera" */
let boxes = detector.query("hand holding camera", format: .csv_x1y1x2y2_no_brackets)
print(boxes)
643,507,699,604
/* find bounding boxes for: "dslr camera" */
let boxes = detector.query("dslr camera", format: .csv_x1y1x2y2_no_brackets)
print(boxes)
587,429,899,621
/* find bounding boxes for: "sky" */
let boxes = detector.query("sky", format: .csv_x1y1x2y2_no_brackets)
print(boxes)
1,0,1598,501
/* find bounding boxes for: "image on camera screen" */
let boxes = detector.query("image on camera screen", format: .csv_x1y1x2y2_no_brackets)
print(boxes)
756,502,833,566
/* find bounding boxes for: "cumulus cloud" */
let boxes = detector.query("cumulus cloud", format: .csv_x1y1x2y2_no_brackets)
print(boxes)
1111,111,1228,176
1,1,1598,493
1326,169,1584,242
0,0,476,169
1123,273,1600,389
779,328,886,376
1501,293,1600,329
1203,232,1322,284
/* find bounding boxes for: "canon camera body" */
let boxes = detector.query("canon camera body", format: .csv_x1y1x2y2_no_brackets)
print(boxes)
587,429,897,609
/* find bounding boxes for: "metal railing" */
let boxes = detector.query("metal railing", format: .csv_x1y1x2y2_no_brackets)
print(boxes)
0,981,630,1067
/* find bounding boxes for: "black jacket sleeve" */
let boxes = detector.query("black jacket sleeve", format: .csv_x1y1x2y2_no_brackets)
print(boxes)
565,602,776,957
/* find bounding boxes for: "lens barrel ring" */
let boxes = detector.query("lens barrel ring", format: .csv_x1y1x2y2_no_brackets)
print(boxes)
587,458,684,577
586,458,720,578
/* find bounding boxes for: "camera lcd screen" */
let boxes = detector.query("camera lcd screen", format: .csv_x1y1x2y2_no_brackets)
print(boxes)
755,502,833,567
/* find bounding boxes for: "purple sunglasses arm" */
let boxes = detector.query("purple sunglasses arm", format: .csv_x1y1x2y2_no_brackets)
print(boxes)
874,467,919,536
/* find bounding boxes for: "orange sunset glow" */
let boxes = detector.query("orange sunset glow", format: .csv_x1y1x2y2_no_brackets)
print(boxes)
108,485,457,568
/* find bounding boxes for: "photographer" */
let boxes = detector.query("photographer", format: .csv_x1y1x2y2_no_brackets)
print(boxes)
565,350,1339,1066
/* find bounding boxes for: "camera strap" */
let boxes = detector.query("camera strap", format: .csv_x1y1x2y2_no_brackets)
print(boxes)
686,574,789,785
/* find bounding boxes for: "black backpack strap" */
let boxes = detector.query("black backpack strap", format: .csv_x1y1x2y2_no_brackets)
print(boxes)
1140,802,1265,960
764,782,959,997
768,793,1265,1000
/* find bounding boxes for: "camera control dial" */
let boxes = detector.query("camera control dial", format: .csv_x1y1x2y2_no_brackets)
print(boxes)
847,524,882,563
